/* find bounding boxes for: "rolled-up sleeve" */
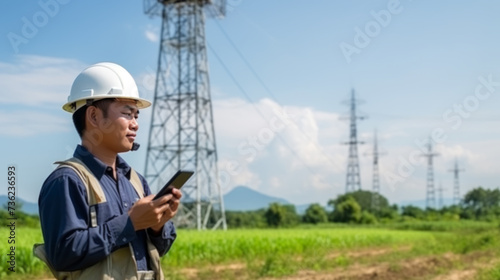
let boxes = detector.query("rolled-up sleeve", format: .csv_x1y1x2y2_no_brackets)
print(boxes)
147,221,177,256
39,169,136,271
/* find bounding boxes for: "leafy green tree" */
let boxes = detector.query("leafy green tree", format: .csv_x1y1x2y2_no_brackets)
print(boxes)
424,207,440,221
438,205,460,221
0,202,40,228
378,204,399,221
303,203,328,224
264,203,299,227
329,197,362,223
328,190,391,217
225,210,266,228
282,204,300,226
401,205,425,219
462,187,500,220
359,210,377,224
463,187,492,209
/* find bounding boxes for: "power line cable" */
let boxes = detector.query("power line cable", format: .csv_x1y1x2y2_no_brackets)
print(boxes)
213,21,342,171
214,20,279,101
207,42,320,176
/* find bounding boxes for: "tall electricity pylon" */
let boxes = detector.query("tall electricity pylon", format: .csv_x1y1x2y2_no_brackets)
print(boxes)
365,130,385,212
342,89,365,193
422,138,439,209
143,0,227,230
449,159,465,205
436,181,446,209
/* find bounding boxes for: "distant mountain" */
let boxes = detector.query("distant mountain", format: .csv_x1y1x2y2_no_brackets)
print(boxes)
0,195,38,215
1,187,326,216
223,186,290,211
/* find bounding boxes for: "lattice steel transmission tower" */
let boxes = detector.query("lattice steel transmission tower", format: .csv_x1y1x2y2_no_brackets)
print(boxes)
342,89,365,193
436,181,446,209
366,129,385,212
143,0,227,230
449,159,464,205
422,138,439,209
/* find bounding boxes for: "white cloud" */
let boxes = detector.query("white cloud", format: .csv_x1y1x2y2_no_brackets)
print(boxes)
0,56,157,138
0,110,71,137
0,55,85,106
3,55,498,205
0,55,86,137
144,25,159,43
218,157,261,194
213,97,348,203
212,96,500,205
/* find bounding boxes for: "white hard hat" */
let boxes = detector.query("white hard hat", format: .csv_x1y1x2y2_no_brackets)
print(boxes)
63,62,151,113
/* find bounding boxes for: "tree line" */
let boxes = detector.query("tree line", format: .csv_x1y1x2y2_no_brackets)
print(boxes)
226,186,500,228
3,186,499,229
0,201,40,227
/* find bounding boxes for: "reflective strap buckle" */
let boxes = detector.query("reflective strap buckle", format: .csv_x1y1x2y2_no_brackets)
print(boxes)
90,205,98,228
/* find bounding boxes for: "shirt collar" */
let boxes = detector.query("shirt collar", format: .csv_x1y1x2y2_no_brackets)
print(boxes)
73,145,132,179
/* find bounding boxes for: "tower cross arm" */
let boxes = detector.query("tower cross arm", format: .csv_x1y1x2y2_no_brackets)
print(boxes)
343,140,365,145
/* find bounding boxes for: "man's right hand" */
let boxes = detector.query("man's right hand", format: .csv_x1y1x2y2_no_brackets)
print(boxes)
128,194,174,231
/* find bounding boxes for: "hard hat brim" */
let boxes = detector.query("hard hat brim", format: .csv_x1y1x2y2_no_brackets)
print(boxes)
62,96,152,113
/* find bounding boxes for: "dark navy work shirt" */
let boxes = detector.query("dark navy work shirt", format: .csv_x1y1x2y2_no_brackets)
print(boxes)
39,145,176,271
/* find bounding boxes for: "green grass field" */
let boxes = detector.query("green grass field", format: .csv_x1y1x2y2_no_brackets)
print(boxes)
2,222,500,279
167,227,435,264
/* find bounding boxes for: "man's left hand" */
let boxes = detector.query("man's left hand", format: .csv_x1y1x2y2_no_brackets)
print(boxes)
150,188,182,233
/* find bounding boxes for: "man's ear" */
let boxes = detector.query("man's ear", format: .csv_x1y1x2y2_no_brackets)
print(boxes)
85,106,100,128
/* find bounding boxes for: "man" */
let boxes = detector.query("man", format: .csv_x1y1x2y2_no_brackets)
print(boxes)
36,62,181,280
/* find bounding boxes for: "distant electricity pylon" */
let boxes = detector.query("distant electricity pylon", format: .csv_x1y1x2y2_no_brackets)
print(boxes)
143,0,227,230
421,138,439,209
436,181,446,209
449,159,465,205
342,89,365,193
365,130,386,212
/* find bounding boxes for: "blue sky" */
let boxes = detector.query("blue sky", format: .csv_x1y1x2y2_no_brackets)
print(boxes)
1,0,499,207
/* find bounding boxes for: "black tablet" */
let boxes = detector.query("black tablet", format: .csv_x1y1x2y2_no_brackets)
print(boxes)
153,170,194,200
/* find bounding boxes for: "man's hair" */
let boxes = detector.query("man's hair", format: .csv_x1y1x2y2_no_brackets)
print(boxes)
72,99,115,137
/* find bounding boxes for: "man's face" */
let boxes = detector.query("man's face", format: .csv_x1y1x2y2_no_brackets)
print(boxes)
92,99,140,154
